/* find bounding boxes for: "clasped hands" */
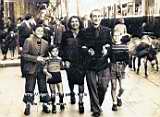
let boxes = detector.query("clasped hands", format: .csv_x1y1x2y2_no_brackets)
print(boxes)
84,44,110,56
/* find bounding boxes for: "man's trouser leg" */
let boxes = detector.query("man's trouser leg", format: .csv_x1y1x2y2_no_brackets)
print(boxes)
78,84,84,103
86,71,101,113
23,74,36,104
37,72,50,103
66,69,76,104
97,68,111,106
20,57,25,77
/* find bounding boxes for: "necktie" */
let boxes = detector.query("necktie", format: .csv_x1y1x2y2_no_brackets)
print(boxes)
95,28,99,38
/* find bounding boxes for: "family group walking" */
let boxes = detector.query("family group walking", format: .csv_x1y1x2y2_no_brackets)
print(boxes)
21,9,128,117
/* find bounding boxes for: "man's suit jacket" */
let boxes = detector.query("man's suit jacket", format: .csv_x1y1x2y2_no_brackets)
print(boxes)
53,24,66,45
22,35,48,74
80,25,112,71
18,22,33,47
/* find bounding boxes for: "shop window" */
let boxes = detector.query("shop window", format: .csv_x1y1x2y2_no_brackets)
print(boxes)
122,3,127,16
117,5,121,15
4,2,15,21
128,2,134,16
135,0,142,16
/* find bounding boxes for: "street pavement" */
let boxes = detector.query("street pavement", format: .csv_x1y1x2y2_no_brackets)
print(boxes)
0,49,160,117
0,59,160,117
0,48,20,67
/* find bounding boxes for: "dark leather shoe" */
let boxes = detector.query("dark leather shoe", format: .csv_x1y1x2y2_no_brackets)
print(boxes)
2,55,7,60
92,112,101,117
60,103,65,111
42,104,50,113
52,104,56,113
117,98,122,106
112,104,118,111
71,95,76,104
24,104,30,116
79,102,84,114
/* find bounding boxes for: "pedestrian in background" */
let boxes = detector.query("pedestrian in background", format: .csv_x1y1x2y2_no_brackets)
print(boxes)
82,15,92,29
0,26,8,60
18,14,33,77
5,31,17,60
53,18,66,47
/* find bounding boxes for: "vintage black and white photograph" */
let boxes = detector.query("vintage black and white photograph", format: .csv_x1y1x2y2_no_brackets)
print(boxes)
0,0,160,117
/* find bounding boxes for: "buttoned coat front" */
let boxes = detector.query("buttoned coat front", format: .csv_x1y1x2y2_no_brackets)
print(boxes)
22,35,48,74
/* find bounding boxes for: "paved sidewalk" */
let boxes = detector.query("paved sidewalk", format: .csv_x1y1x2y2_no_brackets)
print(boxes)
0,67,160,117
0,48,20,67
0,58,20,67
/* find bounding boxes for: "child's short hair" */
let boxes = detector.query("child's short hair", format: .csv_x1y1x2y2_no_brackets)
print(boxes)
48,45,59,53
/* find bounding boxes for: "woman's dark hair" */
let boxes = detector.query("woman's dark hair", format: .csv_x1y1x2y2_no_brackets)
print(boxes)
67,16,83,30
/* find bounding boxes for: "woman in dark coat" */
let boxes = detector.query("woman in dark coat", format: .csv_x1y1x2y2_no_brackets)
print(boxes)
60,16,85,114
0,27,8,60
6,31,17,59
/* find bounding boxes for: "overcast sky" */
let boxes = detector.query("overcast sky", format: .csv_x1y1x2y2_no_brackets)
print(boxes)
67,0,108,16
66,0,131,16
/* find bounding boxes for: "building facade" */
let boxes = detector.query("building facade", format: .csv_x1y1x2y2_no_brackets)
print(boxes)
104,0,160,18
53,0,160,18
1,0,160,25
2,0,50,23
